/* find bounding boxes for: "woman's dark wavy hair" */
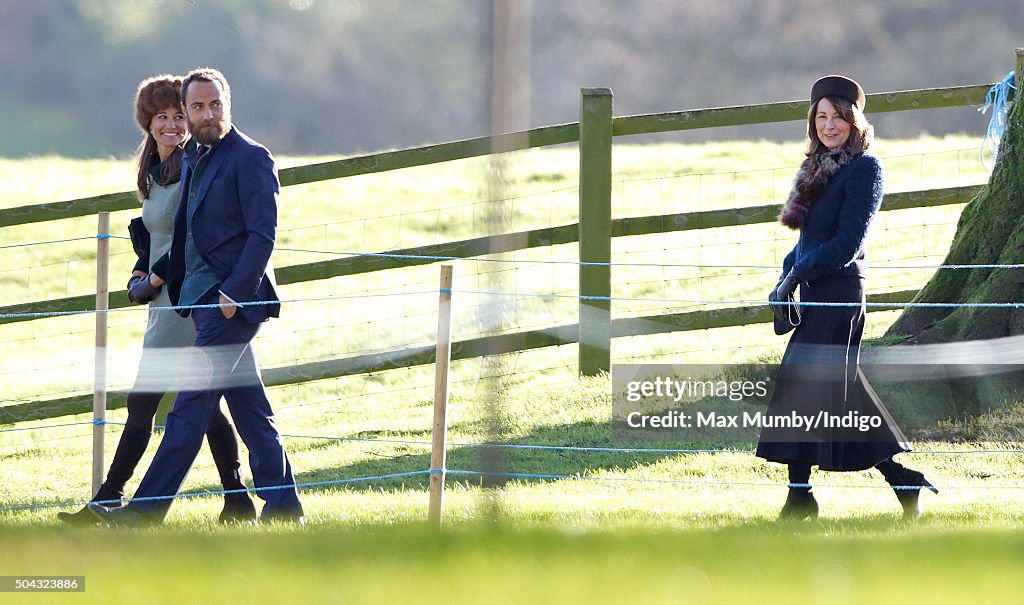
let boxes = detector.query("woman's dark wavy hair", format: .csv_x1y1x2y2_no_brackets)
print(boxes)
133,75,185,201
804,95,874,156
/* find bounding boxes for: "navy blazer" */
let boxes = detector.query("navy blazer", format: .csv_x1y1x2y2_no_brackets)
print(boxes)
783,152,884,284
168,127,281,323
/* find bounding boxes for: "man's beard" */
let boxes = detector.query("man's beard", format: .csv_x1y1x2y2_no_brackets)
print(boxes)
190,119,229,146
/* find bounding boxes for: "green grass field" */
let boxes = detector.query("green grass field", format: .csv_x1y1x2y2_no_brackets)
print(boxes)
2,526,1023,605
0,136,988,399
2,137,1022,604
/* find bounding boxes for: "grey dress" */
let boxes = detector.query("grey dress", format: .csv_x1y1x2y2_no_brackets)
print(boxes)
141,177,195,350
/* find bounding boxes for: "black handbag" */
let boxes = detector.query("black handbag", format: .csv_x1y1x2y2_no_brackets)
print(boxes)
768,276,802,335
127,216,150,261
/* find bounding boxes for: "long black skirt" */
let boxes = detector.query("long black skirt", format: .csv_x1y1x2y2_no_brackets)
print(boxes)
755,275,910,471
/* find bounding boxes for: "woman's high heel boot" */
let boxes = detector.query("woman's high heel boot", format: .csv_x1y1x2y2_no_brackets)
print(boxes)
778,487,819,520
778,463,817,520
876,459,938,521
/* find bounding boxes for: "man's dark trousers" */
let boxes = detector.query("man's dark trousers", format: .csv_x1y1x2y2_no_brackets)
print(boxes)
129,296,302,521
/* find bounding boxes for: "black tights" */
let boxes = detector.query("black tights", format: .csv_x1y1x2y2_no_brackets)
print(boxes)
787,463,812,489
93,389,242,502
787,458,909,490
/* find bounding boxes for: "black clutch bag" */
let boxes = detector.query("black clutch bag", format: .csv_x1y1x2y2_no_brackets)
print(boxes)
128,217,150,260
768,276,802,336
773,291,801,335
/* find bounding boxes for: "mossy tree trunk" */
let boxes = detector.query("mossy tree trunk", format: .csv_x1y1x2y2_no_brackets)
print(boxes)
885,94,1024,344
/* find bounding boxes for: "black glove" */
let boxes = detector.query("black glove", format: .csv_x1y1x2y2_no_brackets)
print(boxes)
768,271,799,325
127,274,161,304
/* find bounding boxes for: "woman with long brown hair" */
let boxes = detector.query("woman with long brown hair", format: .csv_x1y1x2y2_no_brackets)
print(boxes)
59,75,255,525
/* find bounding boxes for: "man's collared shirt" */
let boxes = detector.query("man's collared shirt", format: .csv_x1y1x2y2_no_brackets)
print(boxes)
179,140,222,307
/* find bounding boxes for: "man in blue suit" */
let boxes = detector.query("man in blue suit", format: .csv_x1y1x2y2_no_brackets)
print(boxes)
90,68,304,525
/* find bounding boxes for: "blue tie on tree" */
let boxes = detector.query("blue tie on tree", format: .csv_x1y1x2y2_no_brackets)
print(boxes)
979,70,1016,167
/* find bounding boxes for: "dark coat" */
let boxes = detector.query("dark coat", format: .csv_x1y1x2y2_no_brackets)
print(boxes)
167,127,281,323
783,152,884,282
758,151,909,471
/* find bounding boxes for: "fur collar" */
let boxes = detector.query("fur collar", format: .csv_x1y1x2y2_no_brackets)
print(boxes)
778,147,854,229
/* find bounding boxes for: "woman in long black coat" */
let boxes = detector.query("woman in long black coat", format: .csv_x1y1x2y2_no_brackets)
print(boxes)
758,75,937,521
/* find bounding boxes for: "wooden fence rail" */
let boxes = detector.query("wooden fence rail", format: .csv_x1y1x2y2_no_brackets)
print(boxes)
0,84,994,230
0,184,982,329
2,51,1015,423
0,183,980,423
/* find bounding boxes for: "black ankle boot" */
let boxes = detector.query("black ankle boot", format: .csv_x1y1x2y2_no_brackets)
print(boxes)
206,423,257,524
778,488,819,520
57,482,124,526
58,424,153,526
57,508,98,526
219,491,258,524
876,460,939,521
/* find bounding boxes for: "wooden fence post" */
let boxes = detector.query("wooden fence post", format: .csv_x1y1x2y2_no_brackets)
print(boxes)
92,212,110,494
428,265,454,528
1015,48,1024,102
578,88,613,376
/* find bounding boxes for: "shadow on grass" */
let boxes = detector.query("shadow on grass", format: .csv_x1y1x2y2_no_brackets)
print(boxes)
14,365,1024,515
3,419,705,513
281,418,760,495
188,370,1024,500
